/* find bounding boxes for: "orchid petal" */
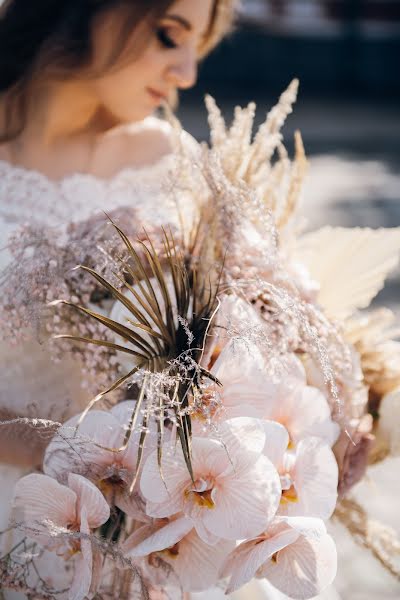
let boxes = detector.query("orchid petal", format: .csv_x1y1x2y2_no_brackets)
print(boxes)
142,437,232,509
191,437,235,476
224,529,298,594
125,516,193,557
44,411,123,481
217,417,266,471
205,454,281,540
289,386,340,446
285,438,338,520
115,489,148,522
283,353,307,384
193,520,221,546
140,443,187,505
109,401,142,471
69,507,92,600
277,516,328,540
212,339,265,381
122,524,154,554
211,341,270,419
259,529,337,599
68,474,110,529
13,473,76,529
263,420,289,467
110,400,137,424
145,496,183,519
164,530,234,592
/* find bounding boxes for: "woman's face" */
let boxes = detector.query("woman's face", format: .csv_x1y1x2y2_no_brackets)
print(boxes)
91,0,215,123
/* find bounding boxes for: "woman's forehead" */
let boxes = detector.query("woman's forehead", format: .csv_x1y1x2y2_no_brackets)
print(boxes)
165,0,215,37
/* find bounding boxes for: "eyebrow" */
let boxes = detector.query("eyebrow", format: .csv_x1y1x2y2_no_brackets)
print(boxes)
163,14,193,31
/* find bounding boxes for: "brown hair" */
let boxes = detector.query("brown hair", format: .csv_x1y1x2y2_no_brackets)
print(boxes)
0,0,236,142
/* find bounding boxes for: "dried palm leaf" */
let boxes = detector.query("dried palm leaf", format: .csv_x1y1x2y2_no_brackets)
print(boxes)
51,220,221,486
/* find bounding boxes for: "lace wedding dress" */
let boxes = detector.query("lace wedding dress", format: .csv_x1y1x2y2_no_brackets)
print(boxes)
0,116,201,598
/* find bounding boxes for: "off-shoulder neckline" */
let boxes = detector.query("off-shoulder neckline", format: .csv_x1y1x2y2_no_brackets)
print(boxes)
0,116,175,187
0,154,174,187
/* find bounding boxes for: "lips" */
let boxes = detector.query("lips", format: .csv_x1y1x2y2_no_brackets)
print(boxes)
146,87,168,103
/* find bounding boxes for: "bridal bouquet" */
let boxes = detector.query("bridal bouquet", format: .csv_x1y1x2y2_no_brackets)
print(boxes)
2,81,400,600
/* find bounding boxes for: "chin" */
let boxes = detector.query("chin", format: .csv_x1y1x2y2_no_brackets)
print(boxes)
96,99,151,127
111,103,156,125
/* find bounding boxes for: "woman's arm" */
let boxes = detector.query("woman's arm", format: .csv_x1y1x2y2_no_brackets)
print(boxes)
0,409,49,468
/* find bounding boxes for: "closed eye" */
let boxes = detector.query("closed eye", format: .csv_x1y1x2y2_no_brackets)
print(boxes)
156,27,178,49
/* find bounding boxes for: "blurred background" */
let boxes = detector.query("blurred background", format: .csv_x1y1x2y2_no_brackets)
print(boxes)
178,0,400,318
180,4,400,598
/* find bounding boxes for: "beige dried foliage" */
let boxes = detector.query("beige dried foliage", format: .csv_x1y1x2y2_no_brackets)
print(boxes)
205,79,307,233
335,497,400,581
345,309,400,402
341,298,400,465
277,130,308,230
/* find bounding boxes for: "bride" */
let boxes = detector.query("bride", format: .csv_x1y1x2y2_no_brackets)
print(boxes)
1,2,396,600
0,0,242,597
0,0,234,467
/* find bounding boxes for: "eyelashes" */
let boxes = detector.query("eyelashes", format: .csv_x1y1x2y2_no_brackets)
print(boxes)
156,27,178,49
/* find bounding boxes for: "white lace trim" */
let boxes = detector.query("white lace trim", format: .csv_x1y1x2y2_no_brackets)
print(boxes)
0,152,178,226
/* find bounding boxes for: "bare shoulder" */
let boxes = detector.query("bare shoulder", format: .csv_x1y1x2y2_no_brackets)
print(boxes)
94,117,177,177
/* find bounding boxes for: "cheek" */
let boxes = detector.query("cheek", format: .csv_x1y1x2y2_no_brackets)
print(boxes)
93,54,164,122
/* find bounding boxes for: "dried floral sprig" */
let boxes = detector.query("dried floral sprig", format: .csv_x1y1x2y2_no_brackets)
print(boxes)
51,221,222,487
334,497,400,580
0,206,182,393
205,78,306,236
345,309,400,413
0,525,150,600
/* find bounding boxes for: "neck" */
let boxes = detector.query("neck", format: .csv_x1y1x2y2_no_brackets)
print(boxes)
25,80,101,145
0,79,123,176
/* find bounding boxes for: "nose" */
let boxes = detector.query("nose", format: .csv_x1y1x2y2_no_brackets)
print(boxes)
167,49,198,90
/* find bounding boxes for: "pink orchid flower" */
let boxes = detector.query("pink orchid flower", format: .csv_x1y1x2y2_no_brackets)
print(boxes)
222,516,337,599
141,417,281,544
203,295,267,367
13,473,110,600
44,402,151,519
123,515,234,592
260,424,338,520
262,381,340,448
199,316,338,452
277,437,338,520
192,339,273,431
194,338,310,434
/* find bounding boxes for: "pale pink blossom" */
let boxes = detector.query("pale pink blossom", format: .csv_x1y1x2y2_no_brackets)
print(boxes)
192,339,274,430
262,419,291,467
262,381,340,448
13,473,109,600
141,417,281,543
259,425,338,519
44,402,152,519
204,295,267,366
222,516,337,599
278,438,338,520
201,312,332,453
123,515,233,591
